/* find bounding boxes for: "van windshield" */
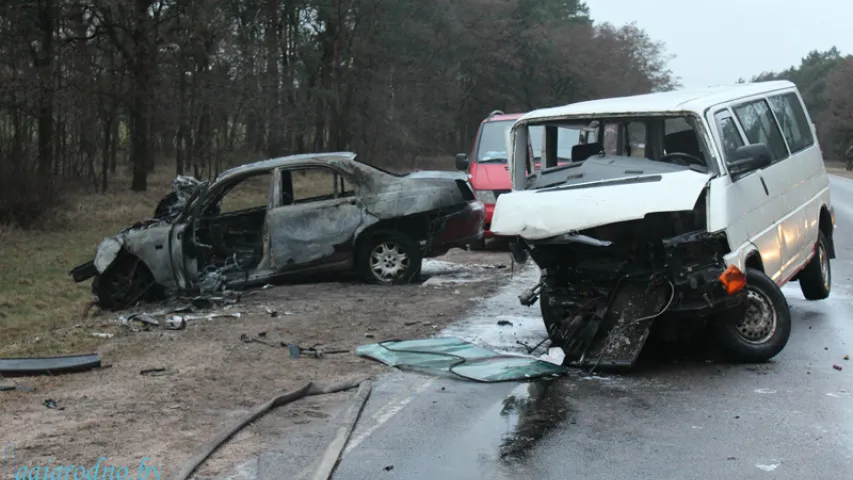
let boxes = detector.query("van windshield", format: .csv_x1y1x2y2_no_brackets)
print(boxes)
476,120,581,163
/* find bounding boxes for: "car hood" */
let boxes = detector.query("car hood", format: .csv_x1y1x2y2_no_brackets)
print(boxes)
470,163,511,190
490,169,713,240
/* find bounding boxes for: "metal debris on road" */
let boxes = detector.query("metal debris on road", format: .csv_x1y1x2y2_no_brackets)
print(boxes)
355,337,568,382
0,353,102,376
497,320,513,327
43,399,64,410
0,384,33,392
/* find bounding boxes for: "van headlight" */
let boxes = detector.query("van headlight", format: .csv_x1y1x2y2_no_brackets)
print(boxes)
474,190,497,204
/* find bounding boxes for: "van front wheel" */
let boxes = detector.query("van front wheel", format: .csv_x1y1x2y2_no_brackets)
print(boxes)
798,231,831,300
714,268,791,363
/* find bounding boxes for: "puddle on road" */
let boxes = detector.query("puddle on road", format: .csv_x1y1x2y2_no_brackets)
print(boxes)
440,265,548,357
496,379,575,462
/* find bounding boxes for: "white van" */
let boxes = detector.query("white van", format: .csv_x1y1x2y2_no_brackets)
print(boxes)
492,81,834,367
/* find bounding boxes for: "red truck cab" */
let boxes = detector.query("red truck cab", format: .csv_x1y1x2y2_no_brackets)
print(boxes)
455,110,583,248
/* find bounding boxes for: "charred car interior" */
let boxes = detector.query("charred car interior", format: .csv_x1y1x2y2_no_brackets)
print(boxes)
71,152,485,311
496,113,775,368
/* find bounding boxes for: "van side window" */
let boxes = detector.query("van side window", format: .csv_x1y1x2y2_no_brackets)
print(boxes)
714,112,744,163
732,99,789,162
768,93,814,153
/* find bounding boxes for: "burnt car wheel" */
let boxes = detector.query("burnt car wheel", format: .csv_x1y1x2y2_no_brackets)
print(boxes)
714,268,791,363
95,254,157,311
358,231,422,285
798,231,831,300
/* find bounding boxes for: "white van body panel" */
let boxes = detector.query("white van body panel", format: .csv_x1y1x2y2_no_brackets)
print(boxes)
495,80,833,289
490,169,712,239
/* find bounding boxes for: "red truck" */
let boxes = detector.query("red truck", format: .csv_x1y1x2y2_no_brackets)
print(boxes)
455,110,585,249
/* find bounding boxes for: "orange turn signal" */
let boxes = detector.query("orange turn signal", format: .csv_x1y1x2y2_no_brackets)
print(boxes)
719,264,747,295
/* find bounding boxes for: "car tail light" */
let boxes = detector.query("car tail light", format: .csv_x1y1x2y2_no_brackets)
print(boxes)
719,265,747,295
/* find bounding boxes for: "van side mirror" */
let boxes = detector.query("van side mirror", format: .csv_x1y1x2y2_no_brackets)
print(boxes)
455,153,469,171
728,144,772,178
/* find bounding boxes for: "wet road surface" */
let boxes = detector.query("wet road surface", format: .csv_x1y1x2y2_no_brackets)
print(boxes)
332,175,853,480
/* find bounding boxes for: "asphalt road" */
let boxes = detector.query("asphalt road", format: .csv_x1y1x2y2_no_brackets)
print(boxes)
331,175,853,480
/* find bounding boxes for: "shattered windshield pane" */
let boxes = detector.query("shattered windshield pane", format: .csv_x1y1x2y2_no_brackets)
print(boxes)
355,337,568,382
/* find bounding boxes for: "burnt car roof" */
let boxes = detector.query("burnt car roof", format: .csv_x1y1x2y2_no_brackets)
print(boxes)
216,152,360,183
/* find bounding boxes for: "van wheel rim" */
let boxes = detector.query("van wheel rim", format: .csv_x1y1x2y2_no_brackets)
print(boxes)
819,242,830,291
370,242,409,281
735,287,777,344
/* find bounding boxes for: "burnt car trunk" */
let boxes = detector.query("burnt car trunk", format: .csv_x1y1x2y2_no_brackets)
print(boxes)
521,194,747,368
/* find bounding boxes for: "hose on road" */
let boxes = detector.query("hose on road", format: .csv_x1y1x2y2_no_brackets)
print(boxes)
171,376,372,480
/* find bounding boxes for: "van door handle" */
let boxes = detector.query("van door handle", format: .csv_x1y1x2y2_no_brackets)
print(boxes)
759,176,769,196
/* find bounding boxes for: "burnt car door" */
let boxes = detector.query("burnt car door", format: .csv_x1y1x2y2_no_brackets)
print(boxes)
182,171,275,287
266,165,365,273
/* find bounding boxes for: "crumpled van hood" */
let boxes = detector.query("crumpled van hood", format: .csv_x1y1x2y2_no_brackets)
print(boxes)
490,169,712,240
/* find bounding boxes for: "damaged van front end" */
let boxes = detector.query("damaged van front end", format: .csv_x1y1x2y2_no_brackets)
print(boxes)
492,114,758,368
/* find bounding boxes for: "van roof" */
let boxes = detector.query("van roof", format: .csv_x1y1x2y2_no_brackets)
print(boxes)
484,112,525,122
519,81,797,122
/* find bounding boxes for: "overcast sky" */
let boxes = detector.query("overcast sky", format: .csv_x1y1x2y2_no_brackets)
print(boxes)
586,0,853,89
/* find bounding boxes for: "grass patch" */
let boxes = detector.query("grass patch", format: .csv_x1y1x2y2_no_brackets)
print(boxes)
0,166,174,357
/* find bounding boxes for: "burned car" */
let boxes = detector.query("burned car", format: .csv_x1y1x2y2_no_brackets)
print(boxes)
71,152,485,310
493,81,834,367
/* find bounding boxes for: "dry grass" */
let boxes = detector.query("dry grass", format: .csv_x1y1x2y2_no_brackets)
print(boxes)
0,155,455,357
0,166,176,357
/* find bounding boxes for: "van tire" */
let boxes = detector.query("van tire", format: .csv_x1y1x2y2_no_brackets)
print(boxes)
798,231,831,300
714,268,791,363
357,230,422,285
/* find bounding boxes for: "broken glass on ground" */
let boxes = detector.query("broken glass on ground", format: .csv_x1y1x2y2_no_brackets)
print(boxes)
355,337,568,382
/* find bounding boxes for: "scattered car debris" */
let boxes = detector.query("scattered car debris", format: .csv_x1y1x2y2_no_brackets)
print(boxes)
384,465,394,472
0,353,102,376
264,307,294,318
43,399,63,410
140,367,171,376
355,337,568,382
845,355,849,361
70,152,485,312
0,384,33,392
120,305,241,332
540,347,566,366
833,364,842,371
497,320,513,327
240,333,277,348
364,333,375,338
285,344,348,359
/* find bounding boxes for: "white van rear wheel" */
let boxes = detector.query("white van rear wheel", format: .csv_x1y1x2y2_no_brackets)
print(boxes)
799,231,831,300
